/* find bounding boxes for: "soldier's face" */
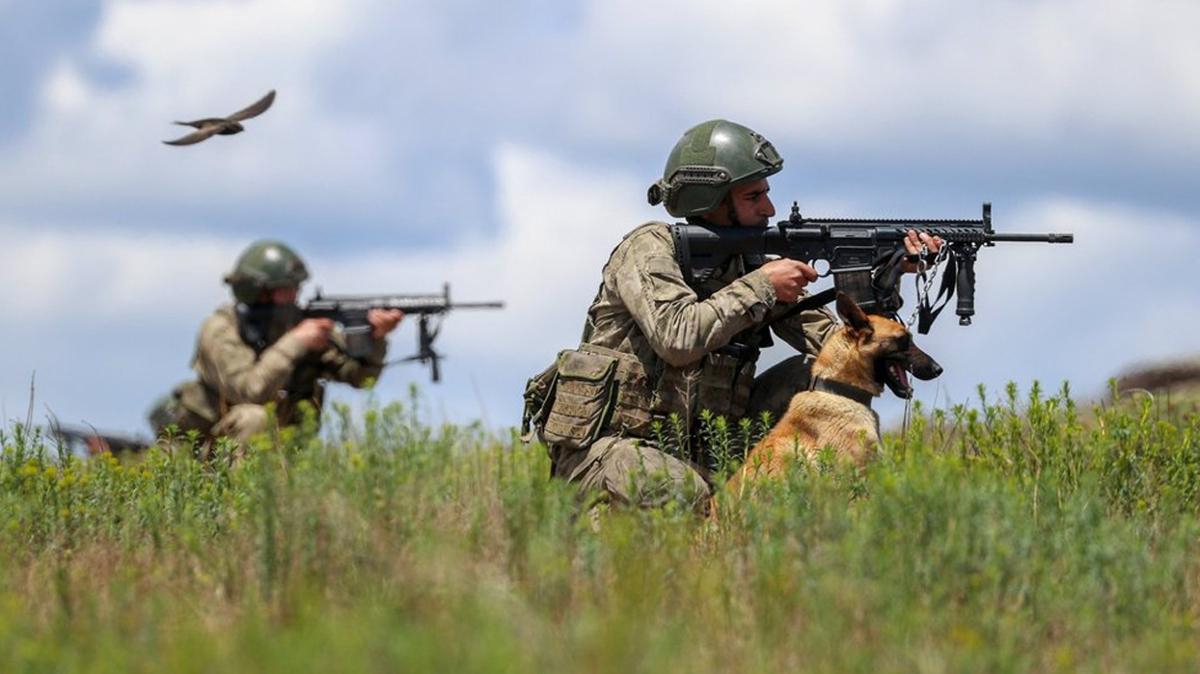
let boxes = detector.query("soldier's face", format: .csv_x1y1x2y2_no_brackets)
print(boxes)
713,178,775,227
269,286,299,305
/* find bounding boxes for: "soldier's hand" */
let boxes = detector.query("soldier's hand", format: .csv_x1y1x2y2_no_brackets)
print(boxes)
368,309,404,339
901,230,944,274
291,318,334,351
761,259,818,303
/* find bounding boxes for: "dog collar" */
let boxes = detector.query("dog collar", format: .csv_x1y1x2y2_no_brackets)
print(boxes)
810,377,876,408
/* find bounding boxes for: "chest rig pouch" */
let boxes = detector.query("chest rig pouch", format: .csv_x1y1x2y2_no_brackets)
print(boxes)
232,304,327,425
664,251,766,423
534,348,619,451
523,243,768,450
523,341,758,451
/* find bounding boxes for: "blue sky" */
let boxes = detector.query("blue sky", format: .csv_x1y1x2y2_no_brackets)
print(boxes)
1,0,1197,435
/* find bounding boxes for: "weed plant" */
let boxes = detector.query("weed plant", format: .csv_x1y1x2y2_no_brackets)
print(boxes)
1,383,1199,673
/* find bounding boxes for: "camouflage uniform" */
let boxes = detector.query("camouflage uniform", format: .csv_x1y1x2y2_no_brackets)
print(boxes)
534,223,835,510
184,303,387,446
526,119,838,510
150,240,390,450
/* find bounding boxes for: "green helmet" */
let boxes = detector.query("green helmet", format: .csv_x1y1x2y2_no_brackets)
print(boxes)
224,240,310,304
647,119,783,218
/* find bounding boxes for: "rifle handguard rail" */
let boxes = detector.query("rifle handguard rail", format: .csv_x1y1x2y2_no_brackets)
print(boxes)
671,202,1073,332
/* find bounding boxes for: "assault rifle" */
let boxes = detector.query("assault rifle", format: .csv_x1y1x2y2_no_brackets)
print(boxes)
302,283,504,382
671,202,1073,332
48,422,151,458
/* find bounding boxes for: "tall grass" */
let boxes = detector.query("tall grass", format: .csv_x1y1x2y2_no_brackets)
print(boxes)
1,383,1198,673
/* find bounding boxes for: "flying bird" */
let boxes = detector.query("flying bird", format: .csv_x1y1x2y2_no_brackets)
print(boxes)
162,89,276,146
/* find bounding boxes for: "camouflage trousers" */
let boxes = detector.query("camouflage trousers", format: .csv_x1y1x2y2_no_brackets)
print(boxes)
550,355,813,510
161,404,274,463
212,404,273,446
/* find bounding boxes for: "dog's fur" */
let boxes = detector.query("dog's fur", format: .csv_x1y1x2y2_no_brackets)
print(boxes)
726,293,941,494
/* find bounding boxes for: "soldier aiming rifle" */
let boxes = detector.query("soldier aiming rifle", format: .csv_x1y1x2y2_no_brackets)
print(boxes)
525,118,1072,512
150,240,502,455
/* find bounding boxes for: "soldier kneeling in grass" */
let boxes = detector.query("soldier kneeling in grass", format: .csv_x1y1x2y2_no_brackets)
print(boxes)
149,241,403,457
524,120,941,513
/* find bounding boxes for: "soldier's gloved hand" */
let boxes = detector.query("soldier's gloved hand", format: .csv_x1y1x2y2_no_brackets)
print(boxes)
368,309,404,339
291,318,335,351
901,230,944,274
761,259,818,303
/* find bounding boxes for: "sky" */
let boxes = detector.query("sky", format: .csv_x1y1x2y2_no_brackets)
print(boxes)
0,0,1197,437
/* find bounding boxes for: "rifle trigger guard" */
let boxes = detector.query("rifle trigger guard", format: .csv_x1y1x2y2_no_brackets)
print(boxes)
810,258,831,278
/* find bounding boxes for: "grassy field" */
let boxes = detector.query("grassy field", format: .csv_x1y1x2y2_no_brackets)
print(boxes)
2,383,1199,673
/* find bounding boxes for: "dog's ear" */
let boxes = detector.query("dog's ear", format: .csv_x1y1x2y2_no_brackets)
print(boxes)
836,292,872,333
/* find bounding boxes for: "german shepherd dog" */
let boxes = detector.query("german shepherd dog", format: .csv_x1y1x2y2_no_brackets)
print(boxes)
727,293,942,493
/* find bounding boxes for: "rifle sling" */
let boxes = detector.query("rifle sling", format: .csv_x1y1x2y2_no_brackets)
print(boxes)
766,287,838,327
917,252,957,335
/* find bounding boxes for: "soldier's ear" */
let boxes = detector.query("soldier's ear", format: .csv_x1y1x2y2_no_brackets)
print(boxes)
836,292,872,334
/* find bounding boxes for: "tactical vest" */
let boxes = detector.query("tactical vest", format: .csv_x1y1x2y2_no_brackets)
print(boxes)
523,224,765,451
228,303,328,425
150,306,327,437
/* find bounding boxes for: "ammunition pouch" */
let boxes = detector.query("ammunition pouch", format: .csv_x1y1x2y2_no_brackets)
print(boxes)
148,379,221,436
522,342,758,451
690,351,756,421
521,359,560,442
539,349,619,451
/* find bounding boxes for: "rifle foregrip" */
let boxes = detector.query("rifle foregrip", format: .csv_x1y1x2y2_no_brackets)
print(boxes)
956,255,976,325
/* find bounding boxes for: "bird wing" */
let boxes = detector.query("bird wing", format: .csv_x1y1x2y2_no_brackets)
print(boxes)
162,125,220,146
175,118,224,128
226,89,276,122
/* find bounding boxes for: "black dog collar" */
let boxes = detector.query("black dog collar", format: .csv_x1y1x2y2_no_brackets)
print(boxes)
809,377,876,408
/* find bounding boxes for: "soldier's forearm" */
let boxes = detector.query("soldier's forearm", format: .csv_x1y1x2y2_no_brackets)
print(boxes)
209,333,308,404
637,271,777,367
771,307,837,357
331,337,388,387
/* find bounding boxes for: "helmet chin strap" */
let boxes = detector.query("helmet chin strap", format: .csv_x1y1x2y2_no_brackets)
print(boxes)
725,199,743,227
715,193,768,228
696,196,742,227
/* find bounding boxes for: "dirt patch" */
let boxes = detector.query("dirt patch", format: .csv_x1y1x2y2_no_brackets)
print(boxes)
1115,358,1200,394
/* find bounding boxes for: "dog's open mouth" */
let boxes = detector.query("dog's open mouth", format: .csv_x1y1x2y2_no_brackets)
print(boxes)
878,357,913,399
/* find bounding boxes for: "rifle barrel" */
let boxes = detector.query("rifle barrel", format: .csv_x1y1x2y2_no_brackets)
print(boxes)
449,301,505,309
988,233,1074,243
803,217,985,226
306,297,504,312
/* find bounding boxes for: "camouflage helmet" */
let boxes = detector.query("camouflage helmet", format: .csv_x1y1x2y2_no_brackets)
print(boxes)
224,240,309,304
647,119,783,218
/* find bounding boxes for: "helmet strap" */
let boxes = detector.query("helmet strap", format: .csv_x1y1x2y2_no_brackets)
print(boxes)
696,194,741,227
724,196,744,227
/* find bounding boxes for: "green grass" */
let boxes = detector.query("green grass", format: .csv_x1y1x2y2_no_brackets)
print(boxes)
2,382,1199,673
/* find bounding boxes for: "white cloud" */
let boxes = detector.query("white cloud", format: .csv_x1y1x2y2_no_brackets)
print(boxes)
0,139,639,331
564,0,1200,153
0,222,238,318
6,0,1197,216
0,0,390,210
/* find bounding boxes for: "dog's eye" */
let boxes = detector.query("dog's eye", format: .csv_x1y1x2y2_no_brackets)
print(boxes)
895,334,911,351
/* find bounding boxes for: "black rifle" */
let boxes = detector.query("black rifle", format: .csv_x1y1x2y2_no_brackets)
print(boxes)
303,283,504,382
48,423,150,457
671,202,1073,332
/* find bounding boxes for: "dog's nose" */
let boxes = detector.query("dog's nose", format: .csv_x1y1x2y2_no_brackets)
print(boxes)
913,356,943,380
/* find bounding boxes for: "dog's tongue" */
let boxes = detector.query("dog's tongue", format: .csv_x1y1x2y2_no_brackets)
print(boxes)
890,362,911,396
